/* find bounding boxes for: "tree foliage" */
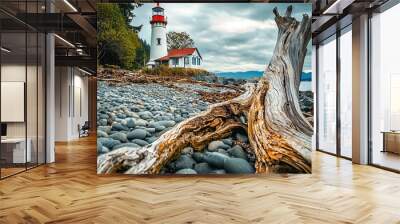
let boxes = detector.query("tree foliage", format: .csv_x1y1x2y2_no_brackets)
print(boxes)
118,3,143,32
134,39,151,68
97,3,149,69
167,31,195,50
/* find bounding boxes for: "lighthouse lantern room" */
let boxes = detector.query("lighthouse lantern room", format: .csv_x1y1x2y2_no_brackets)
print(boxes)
147,3,168,68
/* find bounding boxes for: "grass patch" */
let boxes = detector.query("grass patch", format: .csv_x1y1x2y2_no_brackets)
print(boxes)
142,65,213,77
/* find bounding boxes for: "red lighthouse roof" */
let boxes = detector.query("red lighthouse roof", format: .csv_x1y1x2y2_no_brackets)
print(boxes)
150,3,167,25
150,15,167,24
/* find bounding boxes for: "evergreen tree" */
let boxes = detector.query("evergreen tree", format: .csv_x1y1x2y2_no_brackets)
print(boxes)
98,3,150,70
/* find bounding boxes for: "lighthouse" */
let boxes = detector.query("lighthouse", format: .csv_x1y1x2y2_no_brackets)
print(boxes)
147,3,168,68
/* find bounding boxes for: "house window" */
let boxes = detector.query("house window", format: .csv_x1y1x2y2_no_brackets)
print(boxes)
192,57,196,65
157,38,161,45
197,58,201,65
184,57,189,65
172,58,178,66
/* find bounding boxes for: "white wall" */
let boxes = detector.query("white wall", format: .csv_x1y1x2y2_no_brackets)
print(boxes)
54,67,88,141
1,63,46,164
1,64,26,138
168,50,202,69
150,23,168,62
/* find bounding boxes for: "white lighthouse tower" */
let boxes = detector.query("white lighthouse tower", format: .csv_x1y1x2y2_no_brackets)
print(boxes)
147,3,168,68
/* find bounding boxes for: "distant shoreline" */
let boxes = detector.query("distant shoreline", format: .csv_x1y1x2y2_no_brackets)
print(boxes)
216,71,312,82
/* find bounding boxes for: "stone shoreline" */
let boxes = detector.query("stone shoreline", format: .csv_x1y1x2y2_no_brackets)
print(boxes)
97,78,313,174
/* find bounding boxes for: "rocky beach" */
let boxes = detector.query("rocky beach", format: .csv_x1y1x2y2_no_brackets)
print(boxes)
97,68,313,175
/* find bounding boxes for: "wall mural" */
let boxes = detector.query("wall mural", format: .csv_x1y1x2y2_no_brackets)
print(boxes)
97,3,313,175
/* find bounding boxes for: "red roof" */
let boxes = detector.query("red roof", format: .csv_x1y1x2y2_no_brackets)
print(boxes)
156,48,200,61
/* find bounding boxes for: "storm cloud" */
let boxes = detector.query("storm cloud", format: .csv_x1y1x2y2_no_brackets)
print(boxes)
132,3,312,72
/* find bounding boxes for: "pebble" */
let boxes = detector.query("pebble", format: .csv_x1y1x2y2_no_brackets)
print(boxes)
175,155,196,170
98,126,111,134
112,123,128,131
228,145,248,160
112,142,140,150
235,133,249,143
192,152,204,163
209,169,226,174
131,139,149,146
98,137,121,149
224,158,254,174
109,132,128,143
175,168,197,174
222,138,233,146
126,118,136,128
208,140,230,151
97,130,108,138
127,129,148,140
182,147,194,154
194,163,212,174
202,152,229,169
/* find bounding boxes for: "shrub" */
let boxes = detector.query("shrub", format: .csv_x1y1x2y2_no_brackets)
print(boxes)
142,65,212,77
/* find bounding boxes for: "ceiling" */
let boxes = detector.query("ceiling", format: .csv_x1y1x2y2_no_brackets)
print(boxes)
0,0,97,72
311,0,391,44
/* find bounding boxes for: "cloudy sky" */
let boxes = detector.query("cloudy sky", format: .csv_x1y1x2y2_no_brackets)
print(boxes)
131,3,312,73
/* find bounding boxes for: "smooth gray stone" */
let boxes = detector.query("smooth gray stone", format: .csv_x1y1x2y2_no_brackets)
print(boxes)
98,138,121,149
97,130,108,138
235,133,249,143
228,145,248,160
217,148,229,156
240,116,246,124
157,120,176,128
175,168,197,174
224,158,255,174
150,120,176,128
117,113,126,119
194,163,212,174
98,126,112,134
135,119,148,127
111,123,128,131
99,114,108,119
126,118,136,128
175,155,196,170
138,111,153,119
109,132,128,143
145,136,157,143
98,146,109,154
209,169,226,174
154,125,166,132
222,138,233,146
202,152,229,169
145,128,156,134
181,147,194,154
208,140,230,151
127,129,148,140
131,139,149,146
192,152,204,163
99,119,108,126
112,142,140,150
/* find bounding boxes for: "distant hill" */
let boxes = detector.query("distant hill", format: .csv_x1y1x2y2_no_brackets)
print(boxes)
301,72,312,81
216,71,312,81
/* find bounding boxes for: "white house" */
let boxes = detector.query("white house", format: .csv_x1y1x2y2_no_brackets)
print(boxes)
146,3,202,69
155,48,202,68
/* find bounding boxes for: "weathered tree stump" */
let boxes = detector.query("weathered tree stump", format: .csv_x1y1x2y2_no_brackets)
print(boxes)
97,6,312,174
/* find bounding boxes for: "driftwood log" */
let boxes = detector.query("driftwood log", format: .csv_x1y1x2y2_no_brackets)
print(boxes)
98,6,312,174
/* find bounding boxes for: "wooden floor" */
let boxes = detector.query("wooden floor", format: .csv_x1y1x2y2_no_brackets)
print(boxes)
1,136,400,224
372,150,400,171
